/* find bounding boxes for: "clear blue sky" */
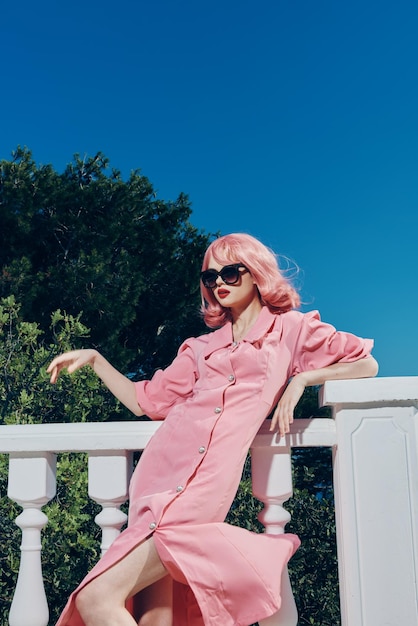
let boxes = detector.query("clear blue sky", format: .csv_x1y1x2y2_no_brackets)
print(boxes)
1,0,417,377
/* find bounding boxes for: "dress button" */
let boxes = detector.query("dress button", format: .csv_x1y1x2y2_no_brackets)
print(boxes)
228,374,235,382
198,446,206,453
214,407,222,414
176,485,184,492
149,522,156,530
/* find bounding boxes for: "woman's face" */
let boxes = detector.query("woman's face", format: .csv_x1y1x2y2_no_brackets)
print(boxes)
205,256,260,312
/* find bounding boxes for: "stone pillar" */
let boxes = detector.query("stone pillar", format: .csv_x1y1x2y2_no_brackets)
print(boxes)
321,376,418,626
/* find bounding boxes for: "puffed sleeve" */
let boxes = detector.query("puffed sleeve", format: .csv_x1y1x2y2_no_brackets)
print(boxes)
290,310,374,376
134,339,198,420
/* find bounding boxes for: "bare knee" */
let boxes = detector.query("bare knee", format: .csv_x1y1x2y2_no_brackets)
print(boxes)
75,586,94,622
75,583,110,624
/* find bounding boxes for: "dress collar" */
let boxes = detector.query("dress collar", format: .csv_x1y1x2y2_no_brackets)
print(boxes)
203,306,279,358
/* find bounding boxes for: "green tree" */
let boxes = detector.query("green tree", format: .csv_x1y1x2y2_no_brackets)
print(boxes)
0,147,211,378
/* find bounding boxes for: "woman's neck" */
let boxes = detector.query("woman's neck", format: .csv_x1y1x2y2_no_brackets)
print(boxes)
231,300,263,342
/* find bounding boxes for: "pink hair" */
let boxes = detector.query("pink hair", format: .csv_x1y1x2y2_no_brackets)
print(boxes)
200,233,300,328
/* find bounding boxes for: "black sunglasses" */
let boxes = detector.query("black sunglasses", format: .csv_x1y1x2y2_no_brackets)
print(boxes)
200,264,249,289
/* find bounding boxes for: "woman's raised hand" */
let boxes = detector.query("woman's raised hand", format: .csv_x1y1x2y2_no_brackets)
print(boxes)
47,349,144,416
47,349,99,384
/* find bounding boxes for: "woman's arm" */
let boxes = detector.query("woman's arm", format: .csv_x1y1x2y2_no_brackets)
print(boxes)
270,356,379,436
47,349,144,416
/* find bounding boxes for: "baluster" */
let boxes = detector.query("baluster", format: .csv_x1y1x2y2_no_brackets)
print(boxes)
251,444,298,626
7,453,57,626
88,451,131,554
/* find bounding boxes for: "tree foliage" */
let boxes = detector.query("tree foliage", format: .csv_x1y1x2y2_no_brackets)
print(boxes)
0,296,122,426
0,147,211,377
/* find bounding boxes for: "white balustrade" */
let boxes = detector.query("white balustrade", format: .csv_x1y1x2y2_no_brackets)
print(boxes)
0,377,417,626
1,422,159,626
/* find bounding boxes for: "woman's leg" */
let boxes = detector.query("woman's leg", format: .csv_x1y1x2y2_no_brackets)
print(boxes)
75,536,168,626
134,576,173,626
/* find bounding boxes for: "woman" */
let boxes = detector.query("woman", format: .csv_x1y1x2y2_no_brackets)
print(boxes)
47,233,378,626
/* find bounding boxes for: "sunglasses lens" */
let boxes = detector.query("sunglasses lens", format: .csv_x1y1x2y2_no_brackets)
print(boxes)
221,266,240,284
201,271,217,288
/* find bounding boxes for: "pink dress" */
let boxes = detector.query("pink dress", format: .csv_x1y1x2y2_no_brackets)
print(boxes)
56,308,374,626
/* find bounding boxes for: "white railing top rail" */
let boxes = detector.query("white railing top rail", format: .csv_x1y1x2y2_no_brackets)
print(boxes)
1,376,417,455
0,417,336,454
